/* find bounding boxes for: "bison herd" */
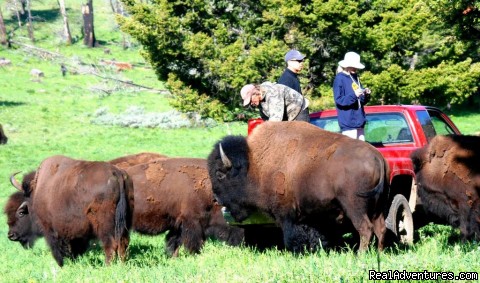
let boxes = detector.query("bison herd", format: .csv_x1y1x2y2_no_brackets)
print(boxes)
3,121,480,267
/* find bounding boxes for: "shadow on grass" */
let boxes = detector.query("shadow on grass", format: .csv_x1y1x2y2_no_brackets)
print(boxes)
67,240,166,267
0,100,27,107
4,8,60,27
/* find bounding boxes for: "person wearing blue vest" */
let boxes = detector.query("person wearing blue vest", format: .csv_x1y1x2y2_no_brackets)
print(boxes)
333,51,371,141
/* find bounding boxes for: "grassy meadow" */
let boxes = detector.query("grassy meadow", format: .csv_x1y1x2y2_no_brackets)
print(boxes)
1,1,480,282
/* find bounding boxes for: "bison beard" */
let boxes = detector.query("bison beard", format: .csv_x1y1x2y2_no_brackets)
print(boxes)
411,134,480,240
208,121,388,252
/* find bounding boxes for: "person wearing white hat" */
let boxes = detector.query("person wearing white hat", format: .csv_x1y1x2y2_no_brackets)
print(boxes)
240,82,310,121
333,51,371,141
278,49,306,95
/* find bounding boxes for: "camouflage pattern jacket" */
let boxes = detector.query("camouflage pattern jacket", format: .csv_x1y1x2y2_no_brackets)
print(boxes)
259,82,309,121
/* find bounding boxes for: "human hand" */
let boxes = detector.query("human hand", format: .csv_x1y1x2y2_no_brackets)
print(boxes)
364,88,371,95
354,88,363,97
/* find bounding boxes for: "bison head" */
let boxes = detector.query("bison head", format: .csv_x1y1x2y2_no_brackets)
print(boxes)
207,135,255,222
4,171,42,248
3,192,42,248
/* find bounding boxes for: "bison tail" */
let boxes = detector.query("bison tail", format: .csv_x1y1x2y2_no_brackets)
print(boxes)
114,170,129,241
357,155,388,199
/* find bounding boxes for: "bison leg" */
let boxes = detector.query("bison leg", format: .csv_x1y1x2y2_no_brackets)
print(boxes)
166,229,181,257
45,235,68,267
116,234,130,262
342,210,374,251
100,237,116,265
181,221,205,254
97,233,129,264
70,238,90,258
372,215,386,251
468,199,480,240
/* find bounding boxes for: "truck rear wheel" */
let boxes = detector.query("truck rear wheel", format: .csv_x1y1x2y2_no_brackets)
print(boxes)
386,194,414,245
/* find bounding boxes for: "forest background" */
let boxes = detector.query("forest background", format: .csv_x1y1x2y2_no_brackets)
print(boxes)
2,0,480,121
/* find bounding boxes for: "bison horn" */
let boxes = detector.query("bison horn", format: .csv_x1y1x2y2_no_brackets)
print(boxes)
219,143,232,169
10,171,22,192
18,201,28,212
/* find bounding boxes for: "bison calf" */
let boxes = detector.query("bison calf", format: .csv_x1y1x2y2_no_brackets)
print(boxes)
411,134,480,240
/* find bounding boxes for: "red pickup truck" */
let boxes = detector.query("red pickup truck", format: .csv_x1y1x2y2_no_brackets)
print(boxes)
228,105,462,246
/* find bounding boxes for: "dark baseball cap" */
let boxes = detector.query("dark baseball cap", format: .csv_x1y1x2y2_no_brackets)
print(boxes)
285,50,306,62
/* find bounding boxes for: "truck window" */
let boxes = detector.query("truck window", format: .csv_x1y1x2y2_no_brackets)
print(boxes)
310,113,413,144
310,117,340,133
427,109,457,136
416,110,436,142
364,113,412,144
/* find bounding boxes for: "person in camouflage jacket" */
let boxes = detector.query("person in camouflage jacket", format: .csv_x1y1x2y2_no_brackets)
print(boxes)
240,82,310,122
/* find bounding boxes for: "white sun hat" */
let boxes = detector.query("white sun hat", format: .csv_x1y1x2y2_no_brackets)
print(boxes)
338,51,365,69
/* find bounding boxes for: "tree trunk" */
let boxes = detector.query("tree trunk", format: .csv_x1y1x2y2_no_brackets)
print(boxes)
113,1,130,49
0,7,8,45
82,0,96,47
26,0,34,42
12,0,23,27
109,0,116,13
57,0,72,45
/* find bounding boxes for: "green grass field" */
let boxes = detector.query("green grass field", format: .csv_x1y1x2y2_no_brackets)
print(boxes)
1,1,480,282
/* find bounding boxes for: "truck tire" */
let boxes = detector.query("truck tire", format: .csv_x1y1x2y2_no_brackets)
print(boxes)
385,194,414,245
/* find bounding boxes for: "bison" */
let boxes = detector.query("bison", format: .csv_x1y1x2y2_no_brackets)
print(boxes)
108,152,167,169
208,121,389,252
125,157,243,256
411,134,480,240
5,155,132,266
0,124,7,144
110,152,243,246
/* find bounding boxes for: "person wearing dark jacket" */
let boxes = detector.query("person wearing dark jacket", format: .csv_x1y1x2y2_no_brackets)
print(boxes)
333,51,371,141
278,49,306,95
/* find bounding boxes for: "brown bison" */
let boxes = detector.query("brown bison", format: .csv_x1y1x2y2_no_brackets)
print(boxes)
6,155,132,266
411,134,480,240
208,121,389,252
0,124,7,144
110,152,243,246
125,157,243,256
108,152,167,169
